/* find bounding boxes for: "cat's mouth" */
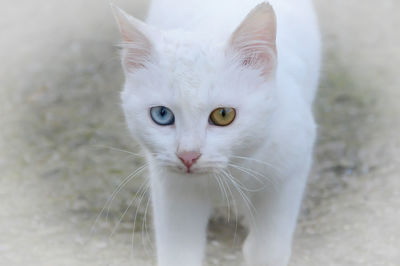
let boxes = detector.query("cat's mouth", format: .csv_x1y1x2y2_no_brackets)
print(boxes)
172,165,212,175
155,156,228,175
164,163,225,176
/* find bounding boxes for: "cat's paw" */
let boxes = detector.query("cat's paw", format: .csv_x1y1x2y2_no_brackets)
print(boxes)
242,238,290,266
242,255,290,266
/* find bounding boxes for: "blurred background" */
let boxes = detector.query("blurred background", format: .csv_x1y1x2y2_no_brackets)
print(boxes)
0,0,399,265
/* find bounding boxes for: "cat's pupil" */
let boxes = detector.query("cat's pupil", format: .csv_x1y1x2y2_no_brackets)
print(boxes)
160,108,166,117
220,109,226,117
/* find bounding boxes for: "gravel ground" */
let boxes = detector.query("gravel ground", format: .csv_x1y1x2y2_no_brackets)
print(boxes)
1,0,399,265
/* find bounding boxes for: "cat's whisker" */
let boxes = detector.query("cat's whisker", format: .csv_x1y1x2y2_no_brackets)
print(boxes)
131,180,150,248
213,173,231,222
91,144,145,157
228,164,263,184
216,171,240,243
226,169,259,216
228,163,280,191
226,164,269,192
130,185,150,263
230,155,284,174
105,164,148,224
91,163,148,235
142,190,154,256
221,170,258,230
91,144,161,160
109,180,149,237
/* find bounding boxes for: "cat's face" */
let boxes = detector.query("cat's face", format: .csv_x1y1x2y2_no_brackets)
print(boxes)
114,4,277,175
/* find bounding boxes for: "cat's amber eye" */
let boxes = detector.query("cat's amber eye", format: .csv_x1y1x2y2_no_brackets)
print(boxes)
209,107,236,126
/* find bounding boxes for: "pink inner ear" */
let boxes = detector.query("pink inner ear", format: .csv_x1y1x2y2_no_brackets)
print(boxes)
113,6,153,71
239,43,276,76
122,35,152,70
229,3,277,77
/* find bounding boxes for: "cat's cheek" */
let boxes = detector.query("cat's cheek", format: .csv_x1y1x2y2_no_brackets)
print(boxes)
150,130,178,155
205,131,236,160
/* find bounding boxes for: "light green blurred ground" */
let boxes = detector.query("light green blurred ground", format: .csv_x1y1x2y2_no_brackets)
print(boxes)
0,1,399,265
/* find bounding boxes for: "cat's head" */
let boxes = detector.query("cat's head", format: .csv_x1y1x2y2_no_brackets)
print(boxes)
113,3,278,175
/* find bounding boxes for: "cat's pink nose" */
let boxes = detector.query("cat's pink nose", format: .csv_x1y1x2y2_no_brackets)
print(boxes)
177,151,201,172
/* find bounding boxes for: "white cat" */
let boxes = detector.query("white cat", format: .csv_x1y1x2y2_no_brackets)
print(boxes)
112,0,320,265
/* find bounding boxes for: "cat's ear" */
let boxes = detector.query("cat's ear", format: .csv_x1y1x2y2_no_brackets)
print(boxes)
227,3,277,77
111,4,156,72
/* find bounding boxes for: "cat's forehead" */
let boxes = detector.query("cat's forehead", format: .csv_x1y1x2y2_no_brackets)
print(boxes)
159,31,220,95
130,31,248,109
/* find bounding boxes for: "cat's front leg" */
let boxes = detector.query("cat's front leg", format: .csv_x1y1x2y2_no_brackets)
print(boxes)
151,174,211,266
242,169,309,266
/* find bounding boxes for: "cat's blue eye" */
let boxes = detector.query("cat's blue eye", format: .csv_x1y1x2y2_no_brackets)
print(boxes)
150,106,175,126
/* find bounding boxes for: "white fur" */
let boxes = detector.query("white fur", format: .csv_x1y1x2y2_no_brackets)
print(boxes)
113,0,320,265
